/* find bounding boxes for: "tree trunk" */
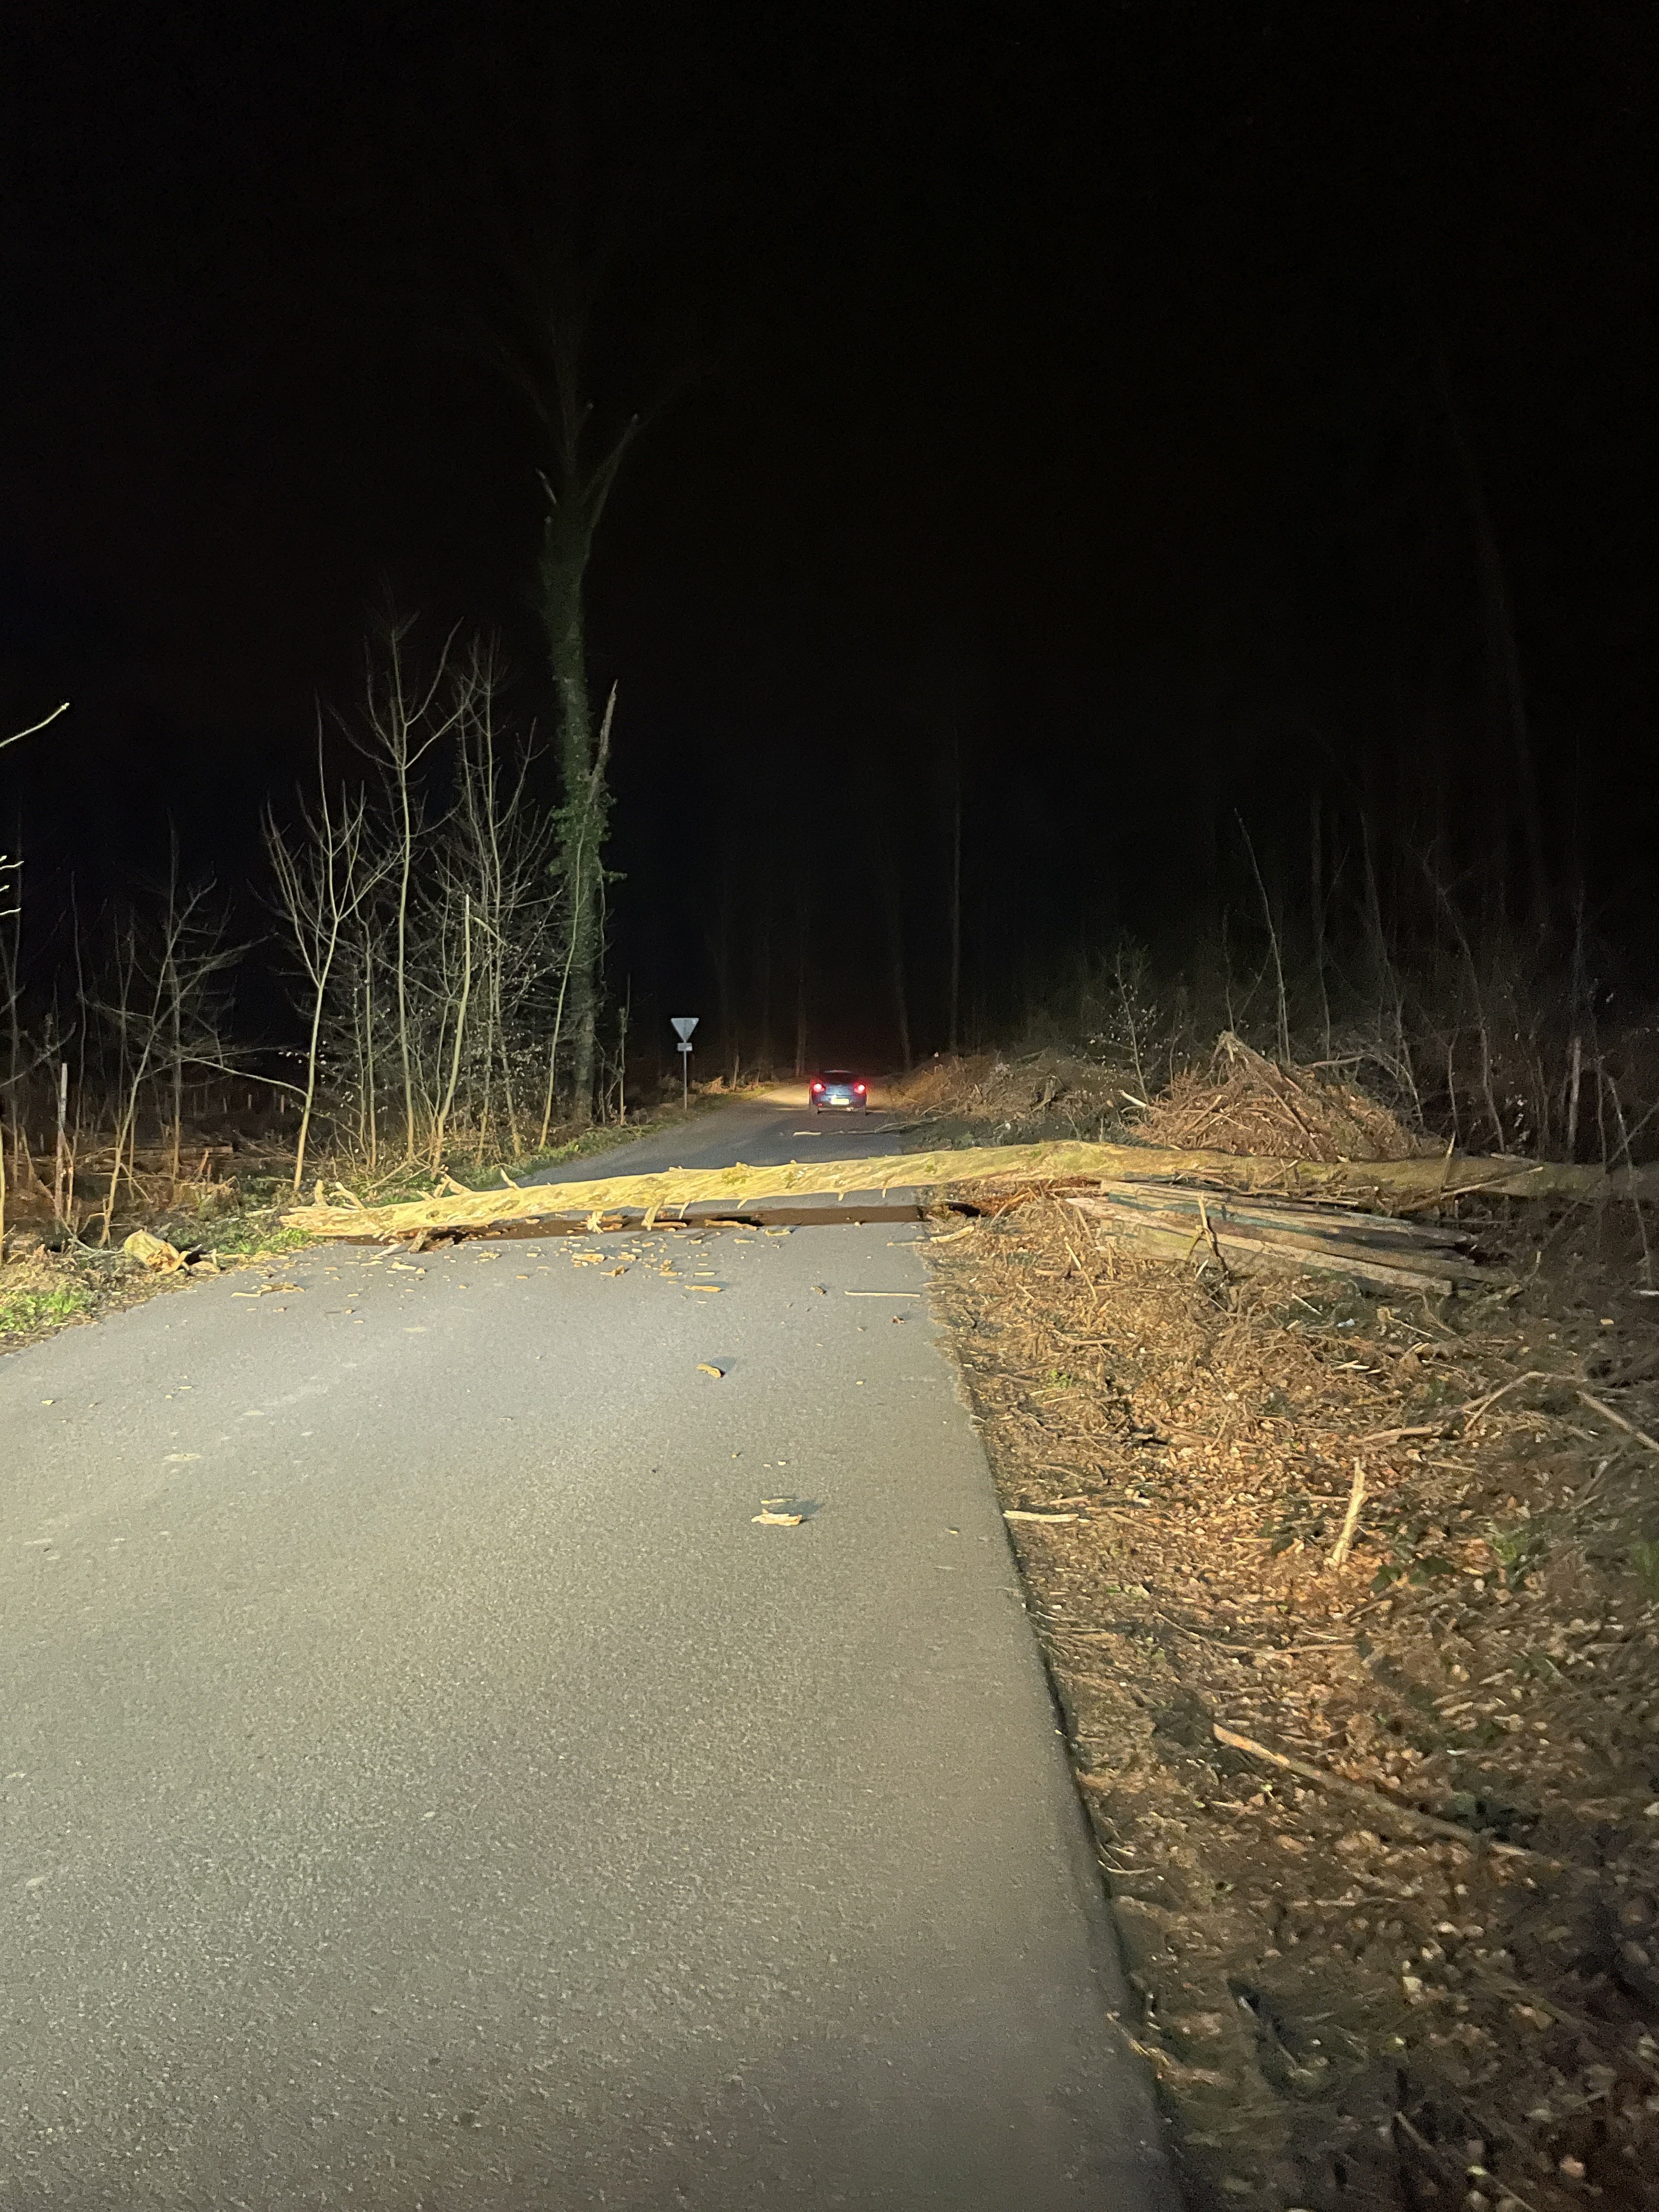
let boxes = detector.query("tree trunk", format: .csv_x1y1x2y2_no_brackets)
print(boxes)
285,1138,1659,1240
757,883,773,1076
541,499,606,1125
946,733,962,1055
1434,353,1548,921
793,878,810,1079
872,812,911,1071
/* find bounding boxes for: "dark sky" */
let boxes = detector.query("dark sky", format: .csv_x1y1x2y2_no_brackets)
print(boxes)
3,3,1655,1056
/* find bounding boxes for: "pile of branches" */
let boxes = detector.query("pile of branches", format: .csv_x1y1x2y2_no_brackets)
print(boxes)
1138,1032,1432,1164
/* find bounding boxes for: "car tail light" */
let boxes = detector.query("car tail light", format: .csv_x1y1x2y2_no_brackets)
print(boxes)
810,1081,823,1092
854,1083,866,1093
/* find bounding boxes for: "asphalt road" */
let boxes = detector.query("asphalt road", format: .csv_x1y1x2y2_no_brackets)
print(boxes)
527,1088,914,1184
1,1098,1171,2209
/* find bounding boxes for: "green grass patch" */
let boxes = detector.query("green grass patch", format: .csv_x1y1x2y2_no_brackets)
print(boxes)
198,1216,313,1259
0,1283,93,1333
1485,1516,1548,1590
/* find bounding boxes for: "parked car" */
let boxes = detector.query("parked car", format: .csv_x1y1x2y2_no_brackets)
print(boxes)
809,1069,870,1114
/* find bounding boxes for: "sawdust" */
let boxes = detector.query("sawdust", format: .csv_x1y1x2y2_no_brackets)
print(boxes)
929,1193,1659,2211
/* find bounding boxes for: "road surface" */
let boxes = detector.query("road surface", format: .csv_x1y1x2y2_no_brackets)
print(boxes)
1,1097,1170,2208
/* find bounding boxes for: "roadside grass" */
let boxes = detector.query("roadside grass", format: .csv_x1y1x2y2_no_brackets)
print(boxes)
0,1094,729,1358
0,1280,93,1333
0,1249,142,1354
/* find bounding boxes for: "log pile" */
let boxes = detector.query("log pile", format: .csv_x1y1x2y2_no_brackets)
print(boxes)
1069,1180,1499,1294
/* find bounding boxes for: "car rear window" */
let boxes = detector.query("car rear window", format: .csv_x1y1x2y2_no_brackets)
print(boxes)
821,1069,855,1081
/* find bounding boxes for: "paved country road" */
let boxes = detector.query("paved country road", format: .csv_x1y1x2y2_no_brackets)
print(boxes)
2,1098,1171,2209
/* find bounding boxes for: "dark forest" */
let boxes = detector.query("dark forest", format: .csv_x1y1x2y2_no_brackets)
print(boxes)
3,2,1655,1166
10,15,1659,2208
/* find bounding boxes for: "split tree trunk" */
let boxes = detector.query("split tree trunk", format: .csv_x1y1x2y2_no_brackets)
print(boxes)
284,1137,1659,1242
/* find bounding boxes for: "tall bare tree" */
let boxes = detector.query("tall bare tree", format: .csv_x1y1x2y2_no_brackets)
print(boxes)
266,755,385,1195
357,614,467,1156
0,702,68,1254
269,628,573,1180
475,253,641,1124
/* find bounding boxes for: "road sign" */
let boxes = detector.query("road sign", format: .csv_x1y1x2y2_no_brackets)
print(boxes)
670,1016,699,1107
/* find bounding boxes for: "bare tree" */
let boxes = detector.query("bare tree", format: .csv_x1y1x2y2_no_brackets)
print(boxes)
266,755,386,1195
91,865,240,1241
470,215,675,1122
0,703,68,1254
531,321,636,1123
271,627,573,1180
353,615,470,1157
945,729,962,1054
442,642,561,1158
870,809,912,1071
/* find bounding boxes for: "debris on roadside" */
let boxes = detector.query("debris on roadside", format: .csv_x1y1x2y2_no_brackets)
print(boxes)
1136,1030,1432,1163
929,1189,1659,2212
1070,1180,1499,1295
122,1231,187,1272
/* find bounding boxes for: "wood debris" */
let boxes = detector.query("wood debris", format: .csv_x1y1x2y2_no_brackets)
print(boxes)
929,1190,1659,2212
279,1136,1659,1243
122,1230,187,1272
1069,1180,1498,1293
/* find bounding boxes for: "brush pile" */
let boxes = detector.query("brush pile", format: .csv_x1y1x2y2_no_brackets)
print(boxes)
887,1048,1132,1136
1137,1031,1432,1163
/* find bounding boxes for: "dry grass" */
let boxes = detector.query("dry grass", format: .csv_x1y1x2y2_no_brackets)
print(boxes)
929,1191,1659,2211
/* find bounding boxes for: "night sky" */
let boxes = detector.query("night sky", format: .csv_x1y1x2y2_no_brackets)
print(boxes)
4,4,1655,1062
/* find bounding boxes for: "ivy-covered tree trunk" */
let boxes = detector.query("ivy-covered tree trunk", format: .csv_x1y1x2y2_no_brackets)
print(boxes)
540,494,608,1120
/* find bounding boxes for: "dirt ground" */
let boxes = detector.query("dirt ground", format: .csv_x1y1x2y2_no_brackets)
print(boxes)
928,1189,1659,2212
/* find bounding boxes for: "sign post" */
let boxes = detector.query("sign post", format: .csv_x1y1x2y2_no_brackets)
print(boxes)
670,1016,699,1110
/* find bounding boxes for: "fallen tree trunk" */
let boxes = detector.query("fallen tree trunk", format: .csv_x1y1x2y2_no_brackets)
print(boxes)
278,1139,1659,1243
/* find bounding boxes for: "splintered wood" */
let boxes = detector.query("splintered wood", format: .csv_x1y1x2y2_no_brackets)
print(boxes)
280,1137,1659,1243
1070,1179,1500,1293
